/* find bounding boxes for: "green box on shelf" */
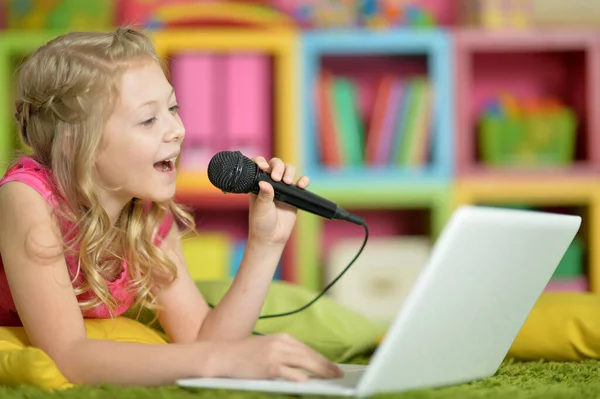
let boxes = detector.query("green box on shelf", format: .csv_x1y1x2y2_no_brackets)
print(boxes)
553,236,584,278
486,204,532,210
483,204,583,278
479,107,577,167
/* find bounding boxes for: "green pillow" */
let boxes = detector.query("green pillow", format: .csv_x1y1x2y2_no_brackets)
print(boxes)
127,279,386,363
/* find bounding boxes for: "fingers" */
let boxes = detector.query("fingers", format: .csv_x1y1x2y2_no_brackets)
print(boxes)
276,366,311,382
282,164,295,184
252,156,310,188
256,181,274,201
276,334,342,379
252,156,270,172
286,346,342,380
296,176,310,189
267,158,286,182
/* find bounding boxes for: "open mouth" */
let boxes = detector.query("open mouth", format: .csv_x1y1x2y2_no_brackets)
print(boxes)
154,157,177,172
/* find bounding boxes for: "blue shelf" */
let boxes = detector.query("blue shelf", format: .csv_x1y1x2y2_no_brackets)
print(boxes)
308,166,448,191
299,29,454,190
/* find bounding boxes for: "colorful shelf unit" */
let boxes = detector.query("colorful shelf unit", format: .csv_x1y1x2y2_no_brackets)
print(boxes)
299,29,453,191
452,28,600,294
151,29,299,281
151,29,298,199
4,26,600,294
295,29,454,290
454,29,600,178
452,179,600,293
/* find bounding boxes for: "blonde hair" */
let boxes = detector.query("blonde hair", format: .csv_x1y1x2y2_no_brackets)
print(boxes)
13,27,195,315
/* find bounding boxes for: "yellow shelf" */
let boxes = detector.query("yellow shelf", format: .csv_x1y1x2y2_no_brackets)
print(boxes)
151,28,300,279
453,178,600,293
173,170,250,209
176,170,213,192
150,29,299,169
151,28,297,53
454,178,600,205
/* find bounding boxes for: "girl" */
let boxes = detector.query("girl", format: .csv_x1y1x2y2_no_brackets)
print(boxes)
0,27,342,386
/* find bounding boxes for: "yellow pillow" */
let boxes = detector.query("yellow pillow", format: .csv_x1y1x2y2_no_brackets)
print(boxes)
0,317,167,390
507,292,600,361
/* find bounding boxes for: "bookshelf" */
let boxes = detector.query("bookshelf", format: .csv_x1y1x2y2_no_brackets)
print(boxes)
452,28,600,295
151,29,298,197
453,179,600,292
2,23,600,296
296,29,454,290
454,29,600,177
151,28,299,281
297,184,451,290
300,29,453,189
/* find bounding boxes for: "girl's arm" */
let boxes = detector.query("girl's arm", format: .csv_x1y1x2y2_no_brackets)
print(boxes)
155,157,302,343
0,182,215,386
155,223,283,343
0,181,339,384
155,223,340,383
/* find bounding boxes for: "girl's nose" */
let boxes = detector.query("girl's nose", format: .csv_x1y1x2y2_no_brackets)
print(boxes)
165,122,185,142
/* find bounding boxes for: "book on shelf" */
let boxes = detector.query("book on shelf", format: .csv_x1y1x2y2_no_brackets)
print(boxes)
172,52,272,170
315,70,433,170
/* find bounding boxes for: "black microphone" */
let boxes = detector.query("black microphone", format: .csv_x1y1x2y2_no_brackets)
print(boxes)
207,151,365,226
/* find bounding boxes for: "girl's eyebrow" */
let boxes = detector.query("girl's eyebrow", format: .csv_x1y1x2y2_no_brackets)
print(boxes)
136,87,175,109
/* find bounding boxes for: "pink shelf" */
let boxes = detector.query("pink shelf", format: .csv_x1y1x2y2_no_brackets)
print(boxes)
545,276,588,292
477,204,590,293
171,52,274,170
454,29,600,177
174,192,250,209
454,29,598,50
460,163,600,180
319,208,431,266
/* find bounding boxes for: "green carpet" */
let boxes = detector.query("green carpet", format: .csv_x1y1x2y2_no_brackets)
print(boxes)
2,359,599,399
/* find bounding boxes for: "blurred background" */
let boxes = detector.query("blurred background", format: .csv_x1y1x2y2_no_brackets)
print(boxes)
0,0,599,323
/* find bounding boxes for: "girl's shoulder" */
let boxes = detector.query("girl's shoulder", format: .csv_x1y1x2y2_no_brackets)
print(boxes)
0,156,57,206
0,156,175,242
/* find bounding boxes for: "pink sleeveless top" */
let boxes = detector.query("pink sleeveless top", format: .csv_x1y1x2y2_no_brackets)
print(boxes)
0,156,173,326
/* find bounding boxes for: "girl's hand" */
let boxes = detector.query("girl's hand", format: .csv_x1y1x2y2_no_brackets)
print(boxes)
207,333,343,381
247,156,309,247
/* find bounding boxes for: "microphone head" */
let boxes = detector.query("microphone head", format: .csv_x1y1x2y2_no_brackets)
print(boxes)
207,150,258,194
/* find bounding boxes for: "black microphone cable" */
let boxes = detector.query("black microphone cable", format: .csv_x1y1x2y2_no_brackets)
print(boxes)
205,219,369,336
202,150,370,334
257,220,369,320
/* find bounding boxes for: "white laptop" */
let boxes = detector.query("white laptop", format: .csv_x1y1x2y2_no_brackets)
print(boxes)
177,205,581,397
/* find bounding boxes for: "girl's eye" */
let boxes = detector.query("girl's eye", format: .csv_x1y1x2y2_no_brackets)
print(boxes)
140,106,178,127
141,117,157,127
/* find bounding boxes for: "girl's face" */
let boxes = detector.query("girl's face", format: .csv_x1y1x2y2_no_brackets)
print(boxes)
95,58,185,217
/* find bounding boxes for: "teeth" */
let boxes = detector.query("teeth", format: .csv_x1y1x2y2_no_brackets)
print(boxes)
156,156,177,172
157,156,177,172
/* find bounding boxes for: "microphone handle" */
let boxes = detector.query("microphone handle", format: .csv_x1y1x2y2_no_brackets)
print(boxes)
253,170,339,220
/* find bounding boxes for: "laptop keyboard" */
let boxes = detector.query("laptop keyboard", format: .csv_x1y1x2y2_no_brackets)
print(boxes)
336,364,368,373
